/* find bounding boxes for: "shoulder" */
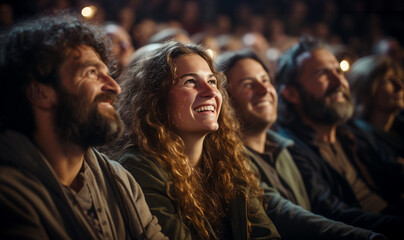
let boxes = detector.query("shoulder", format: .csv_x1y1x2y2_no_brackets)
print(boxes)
117,147,169,190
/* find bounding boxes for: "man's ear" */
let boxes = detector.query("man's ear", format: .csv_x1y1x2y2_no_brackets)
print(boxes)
27,82,57,109
280,85,300,104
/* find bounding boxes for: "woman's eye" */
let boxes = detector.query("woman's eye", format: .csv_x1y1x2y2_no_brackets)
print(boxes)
208,79,217,85
184,79,196,85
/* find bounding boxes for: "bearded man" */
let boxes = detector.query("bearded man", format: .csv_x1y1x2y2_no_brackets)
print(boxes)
275,36,404,239
0,12,166,239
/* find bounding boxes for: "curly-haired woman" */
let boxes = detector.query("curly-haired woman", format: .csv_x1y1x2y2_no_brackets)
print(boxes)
113,42,280,239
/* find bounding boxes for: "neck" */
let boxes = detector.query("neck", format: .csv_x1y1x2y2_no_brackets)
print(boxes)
369,109,397,132
181,134,206,167
34,114,85,187
301,114,337,143
243,127,269,154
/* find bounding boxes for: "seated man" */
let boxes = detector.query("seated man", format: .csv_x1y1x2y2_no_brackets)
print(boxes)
215,49,389,240
274,36,404,239
0,12,166,239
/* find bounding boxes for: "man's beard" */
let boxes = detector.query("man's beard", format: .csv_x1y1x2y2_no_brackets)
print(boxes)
299,86,354,125
54,88,123,150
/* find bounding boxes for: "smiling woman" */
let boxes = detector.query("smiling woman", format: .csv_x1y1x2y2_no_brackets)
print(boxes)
111,41,280,239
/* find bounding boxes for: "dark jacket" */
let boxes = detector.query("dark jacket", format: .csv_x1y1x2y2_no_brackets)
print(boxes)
120,146,281,240
0,130,167,240
247,130,378,240
276,121,404,240
348,119,404,202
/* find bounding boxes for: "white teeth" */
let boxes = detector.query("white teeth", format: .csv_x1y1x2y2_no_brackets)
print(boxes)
256,101,270,107
195,105,215,112
330,92,343,97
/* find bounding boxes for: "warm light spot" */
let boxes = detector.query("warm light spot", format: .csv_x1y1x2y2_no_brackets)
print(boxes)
81,6,96,19
206,49,215,59
340,60,350,72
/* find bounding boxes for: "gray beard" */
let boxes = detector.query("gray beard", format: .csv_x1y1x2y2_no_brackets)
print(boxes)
299,87,354,125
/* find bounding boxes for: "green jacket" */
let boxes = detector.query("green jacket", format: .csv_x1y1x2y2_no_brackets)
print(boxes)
247,129,311,211
120,146,281,240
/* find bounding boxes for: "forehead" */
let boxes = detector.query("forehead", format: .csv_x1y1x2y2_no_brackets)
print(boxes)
58,45,106,86
297,48,338,71
174,54,212,73
63,45,103,66
61,45,105,71
228,58,267,82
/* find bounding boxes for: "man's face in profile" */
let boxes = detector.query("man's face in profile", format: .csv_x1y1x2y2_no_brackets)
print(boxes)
54,45,123,149
295,48,354,125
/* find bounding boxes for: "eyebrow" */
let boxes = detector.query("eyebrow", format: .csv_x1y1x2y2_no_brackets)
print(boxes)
178,73,215,79
237,74,270,84
78,61,110,73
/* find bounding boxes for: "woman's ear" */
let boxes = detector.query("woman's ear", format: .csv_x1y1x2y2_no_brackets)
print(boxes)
27,82,57,109
280,85,300,104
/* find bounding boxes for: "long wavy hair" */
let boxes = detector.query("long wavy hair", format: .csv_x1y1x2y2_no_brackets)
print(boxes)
115,42,262,239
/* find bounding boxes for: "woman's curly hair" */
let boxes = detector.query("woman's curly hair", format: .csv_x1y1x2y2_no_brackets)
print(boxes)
115,42,263,239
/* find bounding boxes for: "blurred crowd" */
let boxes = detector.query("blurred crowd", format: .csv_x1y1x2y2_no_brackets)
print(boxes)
1,0,403,70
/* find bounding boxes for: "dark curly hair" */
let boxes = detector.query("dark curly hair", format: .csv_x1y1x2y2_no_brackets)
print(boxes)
0,10,113,136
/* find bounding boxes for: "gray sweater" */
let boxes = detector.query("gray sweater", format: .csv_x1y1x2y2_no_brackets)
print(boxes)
0,130,167,240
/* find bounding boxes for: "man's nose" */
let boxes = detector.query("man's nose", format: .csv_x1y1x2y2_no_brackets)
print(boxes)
101,74,121,95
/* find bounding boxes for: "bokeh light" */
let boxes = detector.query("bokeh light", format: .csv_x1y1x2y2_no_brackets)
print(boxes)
81,6,96,19
340,60,350,72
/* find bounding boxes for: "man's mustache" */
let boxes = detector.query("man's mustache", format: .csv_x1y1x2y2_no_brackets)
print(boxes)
325,87,351,101
93,93,118,106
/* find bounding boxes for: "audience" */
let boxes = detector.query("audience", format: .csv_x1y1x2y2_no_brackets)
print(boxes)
0,12,166,239
215,49,386,240
2,2,404,239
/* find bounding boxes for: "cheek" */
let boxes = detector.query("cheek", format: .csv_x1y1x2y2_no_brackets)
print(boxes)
376,84,395,99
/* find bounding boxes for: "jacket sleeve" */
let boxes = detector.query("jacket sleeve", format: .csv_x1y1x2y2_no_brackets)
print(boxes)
120,152,192,240
263,187,375,240
247,193,281,240
289,144,404,240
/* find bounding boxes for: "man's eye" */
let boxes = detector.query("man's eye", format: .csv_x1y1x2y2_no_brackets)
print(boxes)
87,69,98,77
243,82,252,88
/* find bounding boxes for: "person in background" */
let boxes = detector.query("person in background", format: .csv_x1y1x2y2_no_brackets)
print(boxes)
215,49,386,240
0,12,166,240
275,36,404,239
348,55,404,163
113,42,280,239
104,22,135,74
148,27,191,44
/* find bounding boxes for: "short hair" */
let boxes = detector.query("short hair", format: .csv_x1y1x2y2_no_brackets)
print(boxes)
348,55,404,119
0,11,112,136
215,48,270,76
214,49,271,95
275,35,327,125
275,35,327,89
